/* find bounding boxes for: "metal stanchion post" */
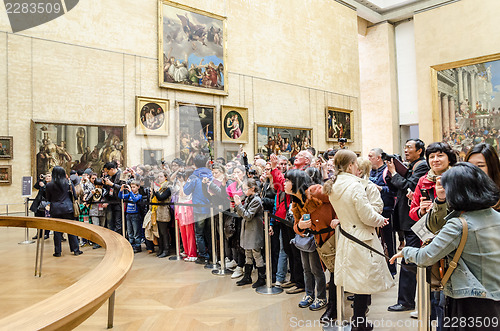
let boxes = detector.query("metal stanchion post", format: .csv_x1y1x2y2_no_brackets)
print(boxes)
327,228,347,331
107,290,115,329
417,267,431,331
34,229,41,276
205,207,220,270
169,209,182,260
19,198,35,245
256,211,283,294
213,206,231,275
121,199,126,238
38,228,45,277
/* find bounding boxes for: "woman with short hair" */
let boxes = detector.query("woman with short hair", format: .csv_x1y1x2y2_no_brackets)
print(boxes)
391,163,500,327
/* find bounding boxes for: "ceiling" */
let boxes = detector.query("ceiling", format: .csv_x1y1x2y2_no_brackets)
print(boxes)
341,0,458,24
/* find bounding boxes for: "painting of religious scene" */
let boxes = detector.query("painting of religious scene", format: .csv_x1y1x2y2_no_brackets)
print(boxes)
159,1,227,95
0,136,13,159
437,56,500,160
32,122,126,179
178,103,215,166
326,107,352,142
255,124,312,159
0,165,12,185
136,96,169,136
221,106,248,143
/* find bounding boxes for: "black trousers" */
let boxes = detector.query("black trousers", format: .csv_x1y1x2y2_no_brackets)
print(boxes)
270,221,283,282
281,225,304,288
157,221,170,254
352,294,370,327
397,230,421,307
380,210,397,275
52,212,79,255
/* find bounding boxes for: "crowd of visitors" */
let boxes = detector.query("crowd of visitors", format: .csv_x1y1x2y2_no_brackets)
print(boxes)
31,140,500,330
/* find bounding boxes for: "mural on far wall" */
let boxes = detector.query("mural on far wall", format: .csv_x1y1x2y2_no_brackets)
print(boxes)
32,122,126,178
159,1,226,94
438,58,500,159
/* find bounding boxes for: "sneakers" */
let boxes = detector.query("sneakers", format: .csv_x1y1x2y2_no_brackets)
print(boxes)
275,281,283,287
225,259,237,269
298,295,315,308
286,286,305,294
184,257,197,262
410,311,418,319
309,298,327,311
231,266,244,279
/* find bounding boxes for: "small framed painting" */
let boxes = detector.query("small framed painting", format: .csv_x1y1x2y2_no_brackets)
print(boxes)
0,165,12,185
221,106,248,143
0,136,13,159
136,96,170,136
326,107,353,142
142,149,164,166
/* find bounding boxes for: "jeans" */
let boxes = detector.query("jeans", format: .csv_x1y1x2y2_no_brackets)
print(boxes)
106,204,122,235
194,212,211,259
431,291,445,331
126,213,142,249
300,250,326,300
276,230,288,282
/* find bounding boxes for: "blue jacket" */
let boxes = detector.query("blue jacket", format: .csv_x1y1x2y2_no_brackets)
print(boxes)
369,164,396,213
403,208,500,300
118,191,142,214
183,167,213,214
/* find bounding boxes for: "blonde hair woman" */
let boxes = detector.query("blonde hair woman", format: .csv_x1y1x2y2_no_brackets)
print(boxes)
324,150,393,331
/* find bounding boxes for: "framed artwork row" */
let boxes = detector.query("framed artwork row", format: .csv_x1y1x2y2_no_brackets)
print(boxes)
158,0,227,95
31,121,126,179
432,53,500,160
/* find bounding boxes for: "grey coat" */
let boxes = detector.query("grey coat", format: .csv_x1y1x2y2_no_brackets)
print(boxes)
234,194,264,250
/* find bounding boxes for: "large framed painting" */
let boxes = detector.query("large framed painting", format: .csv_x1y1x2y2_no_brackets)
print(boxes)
432,53,500,160
158,1,227,95
255,124,312,159
31,121,126,179
143,149,164,166
0,165,12,185
221,106,248,143
0,136,13,159
136,96,169,136
326,107,353,142
177,102,216,166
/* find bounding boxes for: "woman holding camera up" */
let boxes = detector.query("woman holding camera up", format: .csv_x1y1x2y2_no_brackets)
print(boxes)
45,166,83,257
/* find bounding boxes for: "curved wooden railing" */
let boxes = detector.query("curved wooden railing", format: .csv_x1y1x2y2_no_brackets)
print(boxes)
0,216,134,330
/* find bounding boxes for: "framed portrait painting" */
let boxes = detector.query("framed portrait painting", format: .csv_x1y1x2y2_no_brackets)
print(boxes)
326,107,353,142
177,102,216,165
31,121,126,179
225,149,239,162
158,0,227,95
221,106,248,143
0,136,13,159
0,165,12,185
136,96,169,136
255,124,312,159
143,149,164,166
431,53,500,160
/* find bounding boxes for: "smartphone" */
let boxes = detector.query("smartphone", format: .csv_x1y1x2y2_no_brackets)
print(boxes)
303,214,310,221
420,188,430,200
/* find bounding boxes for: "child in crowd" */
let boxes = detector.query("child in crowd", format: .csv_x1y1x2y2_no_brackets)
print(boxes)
119,181,143,253
233,178,266,288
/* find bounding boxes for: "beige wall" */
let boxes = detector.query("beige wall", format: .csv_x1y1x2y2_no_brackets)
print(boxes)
0,0,361,208
358,21,399,156
414,0,500,143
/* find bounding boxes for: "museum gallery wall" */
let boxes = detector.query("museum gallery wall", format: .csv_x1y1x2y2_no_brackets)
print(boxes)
0,0,360,207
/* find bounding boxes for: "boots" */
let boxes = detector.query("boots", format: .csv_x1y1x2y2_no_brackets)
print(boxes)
321,280,337,324
236,264,253,286
252,266,266,288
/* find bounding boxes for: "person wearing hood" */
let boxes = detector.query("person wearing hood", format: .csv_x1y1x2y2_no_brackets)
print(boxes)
183,153,213,264
324,150,394,331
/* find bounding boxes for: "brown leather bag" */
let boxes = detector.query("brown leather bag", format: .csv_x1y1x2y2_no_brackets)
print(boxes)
427,216,468,291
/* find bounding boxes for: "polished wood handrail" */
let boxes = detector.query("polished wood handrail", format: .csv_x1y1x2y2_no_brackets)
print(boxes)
0,216,134,330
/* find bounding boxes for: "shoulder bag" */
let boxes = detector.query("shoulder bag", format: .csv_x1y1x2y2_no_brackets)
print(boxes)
291,233,317,252
69,184,80,218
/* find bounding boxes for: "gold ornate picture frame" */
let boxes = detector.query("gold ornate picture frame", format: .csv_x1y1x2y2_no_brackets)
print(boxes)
326,107,353,142
254,124,312,158
0,165,12,185
0,136,13,159
221,106,248,144
135,96,169,136
158,0,227,95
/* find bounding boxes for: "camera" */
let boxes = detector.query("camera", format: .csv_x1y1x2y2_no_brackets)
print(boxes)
248,169,257,176
39,174,46,180
381,152,401,162
338,138,348,143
